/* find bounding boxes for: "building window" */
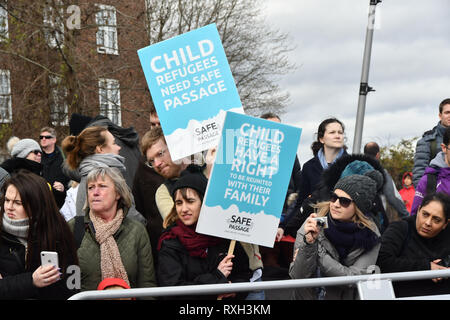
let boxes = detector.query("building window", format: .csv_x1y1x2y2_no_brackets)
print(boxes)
99,78,121,126
95,4,118,55
43,1,65,48
49,75,68,126
0,1,8,42
0,70,12,123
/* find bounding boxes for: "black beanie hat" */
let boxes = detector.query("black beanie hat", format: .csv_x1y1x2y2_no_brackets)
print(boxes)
171,165,208,198
69,113,93,136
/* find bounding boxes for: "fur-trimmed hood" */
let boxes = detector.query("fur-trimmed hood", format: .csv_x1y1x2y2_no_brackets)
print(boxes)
318,153,386,193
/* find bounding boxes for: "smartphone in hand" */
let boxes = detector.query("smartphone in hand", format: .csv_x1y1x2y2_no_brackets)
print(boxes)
40,251,59,269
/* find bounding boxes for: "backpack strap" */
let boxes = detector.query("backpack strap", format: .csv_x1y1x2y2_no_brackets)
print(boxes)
425,172,438,196
430,138,439,160
74,215,86,249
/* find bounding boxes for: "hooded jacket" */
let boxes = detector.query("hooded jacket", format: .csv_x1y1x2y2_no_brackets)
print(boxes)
411,151,450,215
398,172,415,214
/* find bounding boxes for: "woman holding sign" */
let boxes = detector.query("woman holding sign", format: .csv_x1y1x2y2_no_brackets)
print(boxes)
157,166,262,300
289,172,382,300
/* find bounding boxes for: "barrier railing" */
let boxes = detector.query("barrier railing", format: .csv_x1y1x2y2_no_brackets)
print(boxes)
68,269,450,300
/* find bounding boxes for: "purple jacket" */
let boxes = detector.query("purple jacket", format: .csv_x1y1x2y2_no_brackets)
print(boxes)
411,151,450,215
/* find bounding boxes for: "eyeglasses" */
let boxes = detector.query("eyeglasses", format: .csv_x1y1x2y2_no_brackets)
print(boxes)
39,135,54,140
330,192,353,208
32,150,42,155
145,149,167,168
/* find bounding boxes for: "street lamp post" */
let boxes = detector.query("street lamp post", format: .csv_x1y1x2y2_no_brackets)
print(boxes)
352,0,381,154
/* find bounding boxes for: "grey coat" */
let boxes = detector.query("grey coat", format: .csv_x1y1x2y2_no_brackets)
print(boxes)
413,122,446,187
289,220,381,300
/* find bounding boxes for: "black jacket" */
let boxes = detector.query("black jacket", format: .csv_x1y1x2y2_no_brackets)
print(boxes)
376,215,450,298
157,233,253,300
0,232,76,300
0,157,66,208
41,147,69,187
132,159,165,266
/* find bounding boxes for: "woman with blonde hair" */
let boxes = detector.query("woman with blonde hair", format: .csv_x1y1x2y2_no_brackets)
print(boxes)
68,167,155,292
61,126,145,224
289,172,382,300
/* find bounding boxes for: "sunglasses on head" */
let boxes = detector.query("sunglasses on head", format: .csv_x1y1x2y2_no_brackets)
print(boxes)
330,192,353,208
39,135,54,140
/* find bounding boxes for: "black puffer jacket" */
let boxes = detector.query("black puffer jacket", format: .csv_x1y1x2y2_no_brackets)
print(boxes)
376,215,450,298
157,233,253,300
284,154,388,237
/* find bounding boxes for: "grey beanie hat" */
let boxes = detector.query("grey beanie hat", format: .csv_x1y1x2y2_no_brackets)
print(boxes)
333,171,382,213
11,138,42,158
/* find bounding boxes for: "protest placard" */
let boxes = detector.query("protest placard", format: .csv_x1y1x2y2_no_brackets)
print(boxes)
196,112,302,248
138,24,244,161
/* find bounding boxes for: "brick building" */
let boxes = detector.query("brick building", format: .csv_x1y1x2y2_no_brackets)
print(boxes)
0,0,153,154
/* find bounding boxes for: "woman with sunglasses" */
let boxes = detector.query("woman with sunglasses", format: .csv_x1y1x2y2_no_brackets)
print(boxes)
289,172,382,300
1,138,43,176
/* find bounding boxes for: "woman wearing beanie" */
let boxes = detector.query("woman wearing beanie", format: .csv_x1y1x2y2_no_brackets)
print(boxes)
61,126,145,225
284,154,387,238
289,173,382,300
0,138,68,208
0,171,78,299
157,166,263,300
1,138,43,176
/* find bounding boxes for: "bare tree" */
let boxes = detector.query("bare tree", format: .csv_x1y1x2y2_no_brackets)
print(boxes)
0,0,294,148
145,0,295,115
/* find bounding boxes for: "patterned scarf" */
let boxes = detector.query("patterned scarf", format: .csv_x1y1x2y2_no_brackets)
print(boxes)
89,208,129,285
157,220,224,258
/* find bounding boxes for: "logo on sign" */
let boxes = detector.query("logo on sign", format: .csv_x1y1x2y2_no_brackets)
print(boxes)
226,215,254,233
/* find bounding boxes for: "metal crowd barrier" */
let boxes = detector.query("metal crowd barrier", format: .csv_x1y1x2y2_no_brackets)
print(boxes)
68,269,450,300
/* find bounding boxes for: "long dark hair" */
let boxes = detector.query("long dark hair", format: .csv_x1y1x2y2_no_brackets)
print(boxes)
311,118,345,156
0,170,78,272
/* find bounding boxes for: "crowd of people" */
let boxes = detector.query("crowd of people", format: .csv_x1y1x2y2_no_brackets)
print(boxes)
0,99,449,300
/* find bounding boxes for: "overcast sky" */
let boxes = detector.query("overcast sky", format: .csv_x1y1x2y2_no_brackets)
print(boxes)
262,0,450,165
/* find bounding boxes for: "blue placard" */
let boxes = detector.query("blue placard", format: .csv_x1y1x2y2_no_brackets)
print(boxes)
197,112,302,247
138,24,244,161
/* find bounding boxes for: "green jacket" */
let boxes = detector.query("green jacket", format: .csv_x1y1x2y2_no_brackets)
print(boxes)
68,209,156,293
